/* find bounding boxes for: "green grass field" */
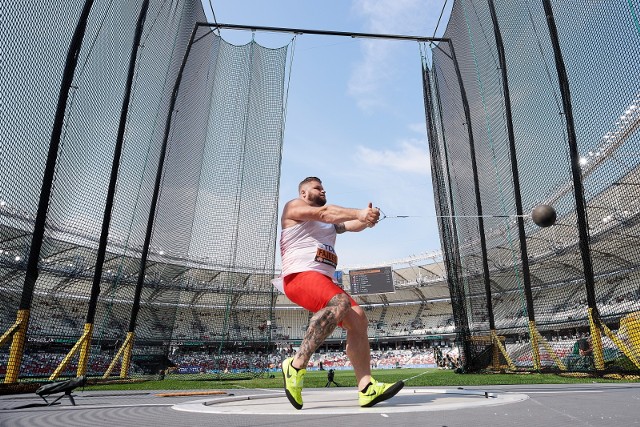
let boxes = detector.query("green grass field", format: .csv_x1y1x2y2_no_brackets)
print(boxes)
85,368,639,391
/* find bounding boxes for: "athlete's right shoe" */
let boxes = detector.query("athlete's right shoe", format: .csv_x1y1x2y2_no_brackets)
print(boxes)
282,357,305,409
359,378,405,407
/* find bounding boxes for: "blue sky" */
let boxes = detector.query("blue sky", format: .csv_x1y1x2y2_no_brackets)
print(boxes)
201,1,452,268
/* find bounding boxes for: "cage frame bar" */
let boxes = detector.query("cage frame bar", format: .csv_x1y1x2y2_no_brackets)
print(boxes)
205,22,449,44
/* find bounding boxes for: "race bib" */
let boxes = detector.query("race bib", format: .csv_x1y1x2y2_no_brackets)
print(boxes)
315,243,338,267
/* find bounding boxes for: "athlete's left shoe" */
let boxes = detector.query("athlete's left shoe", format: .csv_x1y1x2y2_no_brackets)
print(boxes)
358,378,405,407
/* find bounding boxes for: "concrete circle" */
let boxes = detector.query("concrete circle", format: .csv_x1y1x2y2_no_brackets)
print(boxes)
172,388,529,415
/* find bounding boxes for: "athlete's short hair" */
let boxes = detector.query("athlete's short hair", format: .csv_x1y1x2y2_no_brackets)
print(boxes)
298,176,322,192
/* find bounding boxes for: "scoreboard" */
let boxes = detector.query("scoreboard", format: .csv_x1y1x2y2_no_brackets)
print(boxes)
348,266,395,296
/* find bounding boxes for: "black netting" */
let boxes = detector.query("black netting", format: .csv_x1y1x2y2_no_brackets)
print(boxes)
426,0,640,373
1,1,286,383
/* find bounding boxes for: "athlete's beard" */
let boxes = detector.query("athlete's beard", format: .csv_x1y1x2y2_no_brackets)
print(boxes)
309,193,326,207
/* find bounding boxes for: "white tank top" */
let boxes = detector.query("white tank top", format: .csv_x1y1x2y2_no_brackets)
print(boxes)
280,221,338,278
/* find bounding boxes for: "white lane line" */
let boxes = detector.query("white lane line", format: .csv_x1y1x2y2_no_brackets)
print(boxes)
524,390,603,394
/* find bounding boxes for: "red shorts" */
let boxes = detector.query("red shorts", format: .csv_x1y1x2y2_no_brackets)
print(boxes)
283,271,358,314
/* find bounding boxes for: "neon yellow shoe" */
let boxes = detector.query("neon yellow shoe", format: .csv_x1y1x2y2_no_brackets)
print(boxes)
282,357,305,409
359,378,404,407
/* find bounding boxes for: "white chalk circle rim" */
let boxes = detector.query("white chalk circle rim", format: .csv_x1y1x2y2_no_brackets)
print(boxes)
172,388,529,415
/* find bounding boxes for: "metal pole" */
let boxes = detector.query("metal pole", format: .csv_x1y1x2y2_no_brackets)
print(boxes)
119,23,202,378
487,0,540,370
78,0,150,377
423,64,472,370
542,0,603,369
4,0,95,384
205,22,448,43
448,40,495,331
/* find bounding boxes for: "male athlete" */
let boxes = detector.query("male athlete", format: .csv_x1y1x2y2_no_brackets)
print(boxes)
278,176,404,409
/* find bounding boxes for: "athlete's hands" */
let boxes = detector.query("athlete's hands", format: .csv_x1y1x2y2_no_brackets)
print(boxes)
359,202,380,227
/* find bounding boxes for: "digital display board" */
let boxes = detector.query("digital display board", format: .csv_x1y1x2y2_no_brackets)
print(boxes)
348,266,395,295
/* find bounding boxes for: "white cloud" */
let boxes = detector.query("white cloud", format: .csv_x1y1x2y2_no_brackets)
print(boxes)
347,40,392,110
331,138,437,266
348,0,438,110
355,138,430,175
352,0,433,33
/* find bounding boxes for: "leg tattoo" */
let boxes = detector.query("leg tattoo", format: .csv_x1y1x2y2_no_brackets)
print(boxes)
295,294,350,366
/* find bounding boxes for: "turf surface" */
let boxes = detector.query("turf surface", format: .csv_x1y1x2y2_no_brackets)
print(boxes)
84,368,639,391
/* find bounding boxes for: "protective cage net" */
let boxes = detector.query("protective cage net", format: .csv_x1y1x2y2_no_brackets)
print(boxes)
425,0,640,373
1,0,287,384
